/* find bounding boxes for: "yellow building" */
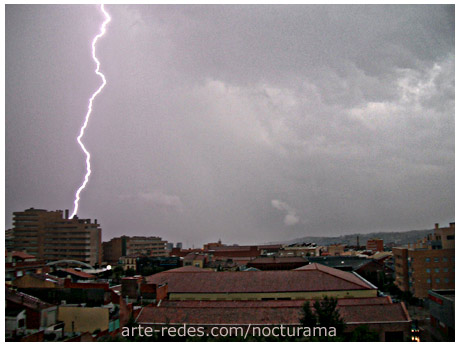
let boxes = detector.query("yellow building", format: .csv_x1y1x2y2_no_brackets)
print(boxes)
58,306,109,333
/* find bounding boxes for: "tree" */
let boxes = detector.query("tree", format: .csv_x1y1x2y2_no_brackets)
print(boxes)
125,268,136,277
300,296,345,341
347,324,380,341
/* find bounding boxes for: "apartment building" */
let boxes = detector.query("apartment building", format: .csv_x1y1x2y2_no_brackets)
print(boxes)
367,239,384,252
11,208,102,266
393,223,455,299
102,236,168,265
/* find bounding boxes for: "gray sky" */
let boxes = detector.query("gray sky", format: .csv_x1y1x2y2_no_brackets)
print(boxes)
6,5,454,246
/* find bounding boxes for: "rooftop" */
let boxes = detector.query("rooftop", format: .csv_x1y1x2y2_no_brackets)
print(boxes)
6,287,55,311
147,263,374,293
137,297,409,325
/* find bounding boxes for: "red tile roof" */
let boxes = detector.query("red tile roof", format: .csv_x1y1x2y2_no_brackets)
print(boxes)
10,251,36,260
6,287,54,310
159,296,392,308
184,253,207,260
248,257,308,264
146,263,373,293
137,299,410,325
59,268,96,279
165,266,210,273
294,263,375,289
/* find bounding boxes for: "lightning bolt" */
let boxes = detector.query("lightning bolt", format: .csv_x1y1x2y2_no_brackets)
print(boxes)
70,4,111,219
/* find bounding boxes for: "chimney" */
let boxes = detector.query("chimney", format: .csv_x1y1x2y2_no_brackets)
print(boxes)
65,209,69,219
449,222,455,228
435,223,439,229
357,236,360,248
95,219,97,224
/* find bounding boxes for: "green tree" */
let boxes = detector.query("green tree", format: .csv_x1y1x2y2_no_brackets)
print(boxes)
347,324,380,341
125,268,136,277
300,296,345,341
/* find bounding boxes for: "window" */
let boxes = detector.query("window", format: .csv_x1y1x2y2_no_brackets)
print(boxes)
444,268,448,273
426,268,431,273
425,257,431,263
434,257,439,262
435,278,440,283
447,235,454,240
443,257,448,262
435,268,440,273
427,279,431,283
444,278,449,283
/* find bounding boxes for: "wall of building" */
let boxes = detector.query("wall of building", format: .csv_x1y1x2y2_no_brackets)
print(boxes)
393,247,409,292
12,275,58,289
408,248,455,298
11,208,102,266
58,306,109,333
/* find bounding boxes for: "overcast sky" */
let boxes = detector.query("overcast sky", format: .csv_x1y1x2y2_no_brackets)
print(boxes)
6,5,454,246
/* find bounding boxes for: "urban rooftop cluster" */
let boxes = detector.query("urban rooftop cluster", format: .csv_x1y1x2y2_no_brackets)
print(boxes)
5,208,455,342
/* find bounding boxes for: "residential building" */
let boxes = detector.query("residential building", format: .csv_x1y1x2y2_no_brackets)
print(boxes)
183,252,208,268
6,287,62,337
5,251,50,281
427,289,454,341
278,242,320,257
246,256,308,270
393,223,455,298
367,239,384,252
119,254,138,271
6,228,14,251
102,236,168,265
327,244,346,256
11,208,102,266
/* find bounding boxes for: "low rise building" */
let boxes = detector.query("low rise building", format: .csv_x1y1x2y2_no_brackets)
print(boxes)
278,242,320,257
6,251,50,281
6,287,62,339
328,244,346,256
147,262,378,301
183,253,208,268
367,239,384,253
102,236,168,265
426,289,454,341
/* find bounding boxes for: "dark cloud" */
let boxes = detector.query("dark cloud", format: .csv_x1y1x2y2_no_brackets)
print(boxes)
6,5,454,246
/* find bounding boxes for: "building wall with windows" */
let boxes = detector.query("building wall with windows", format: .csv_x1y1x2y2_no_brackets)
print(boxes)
407,248,455,298
12,208,102,266
103,236,168,265
393,223,455,299
367,239,384,252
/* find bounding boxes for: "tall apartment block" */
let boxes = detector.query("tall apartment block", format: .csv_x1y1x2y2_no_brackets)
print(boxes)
393,223,455,298
11,208,102,266
102,236,168,265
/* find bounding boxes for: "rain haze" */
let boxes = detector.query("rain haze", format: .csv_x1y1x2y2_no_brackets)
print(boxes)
5,5,454,246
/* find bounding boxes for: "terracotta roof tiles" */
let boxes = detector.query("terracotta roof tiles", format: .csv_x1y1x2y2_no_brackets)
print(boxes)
146,263,373,293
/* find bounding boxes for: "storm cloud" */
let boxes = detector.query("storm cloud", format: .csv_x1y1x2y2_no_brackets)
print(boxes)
6,5,454,246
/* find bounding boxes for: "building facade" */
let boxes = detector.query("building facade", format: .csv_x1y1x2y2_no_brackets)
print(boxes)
11,208,102,266
393,223,455,298
102,236,168,265
367,239,384,252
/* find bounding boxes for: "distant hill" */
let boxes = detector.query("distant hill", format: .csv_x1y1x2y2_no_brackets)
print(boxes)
278,228,434,247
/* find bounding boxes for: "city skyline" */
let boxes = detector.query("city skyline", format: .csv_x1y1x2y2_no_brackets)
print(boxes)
6,5,454,245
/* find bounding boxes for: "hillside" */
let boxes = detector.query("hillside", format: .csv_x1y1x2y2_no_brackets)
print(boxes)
280,228,434,247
